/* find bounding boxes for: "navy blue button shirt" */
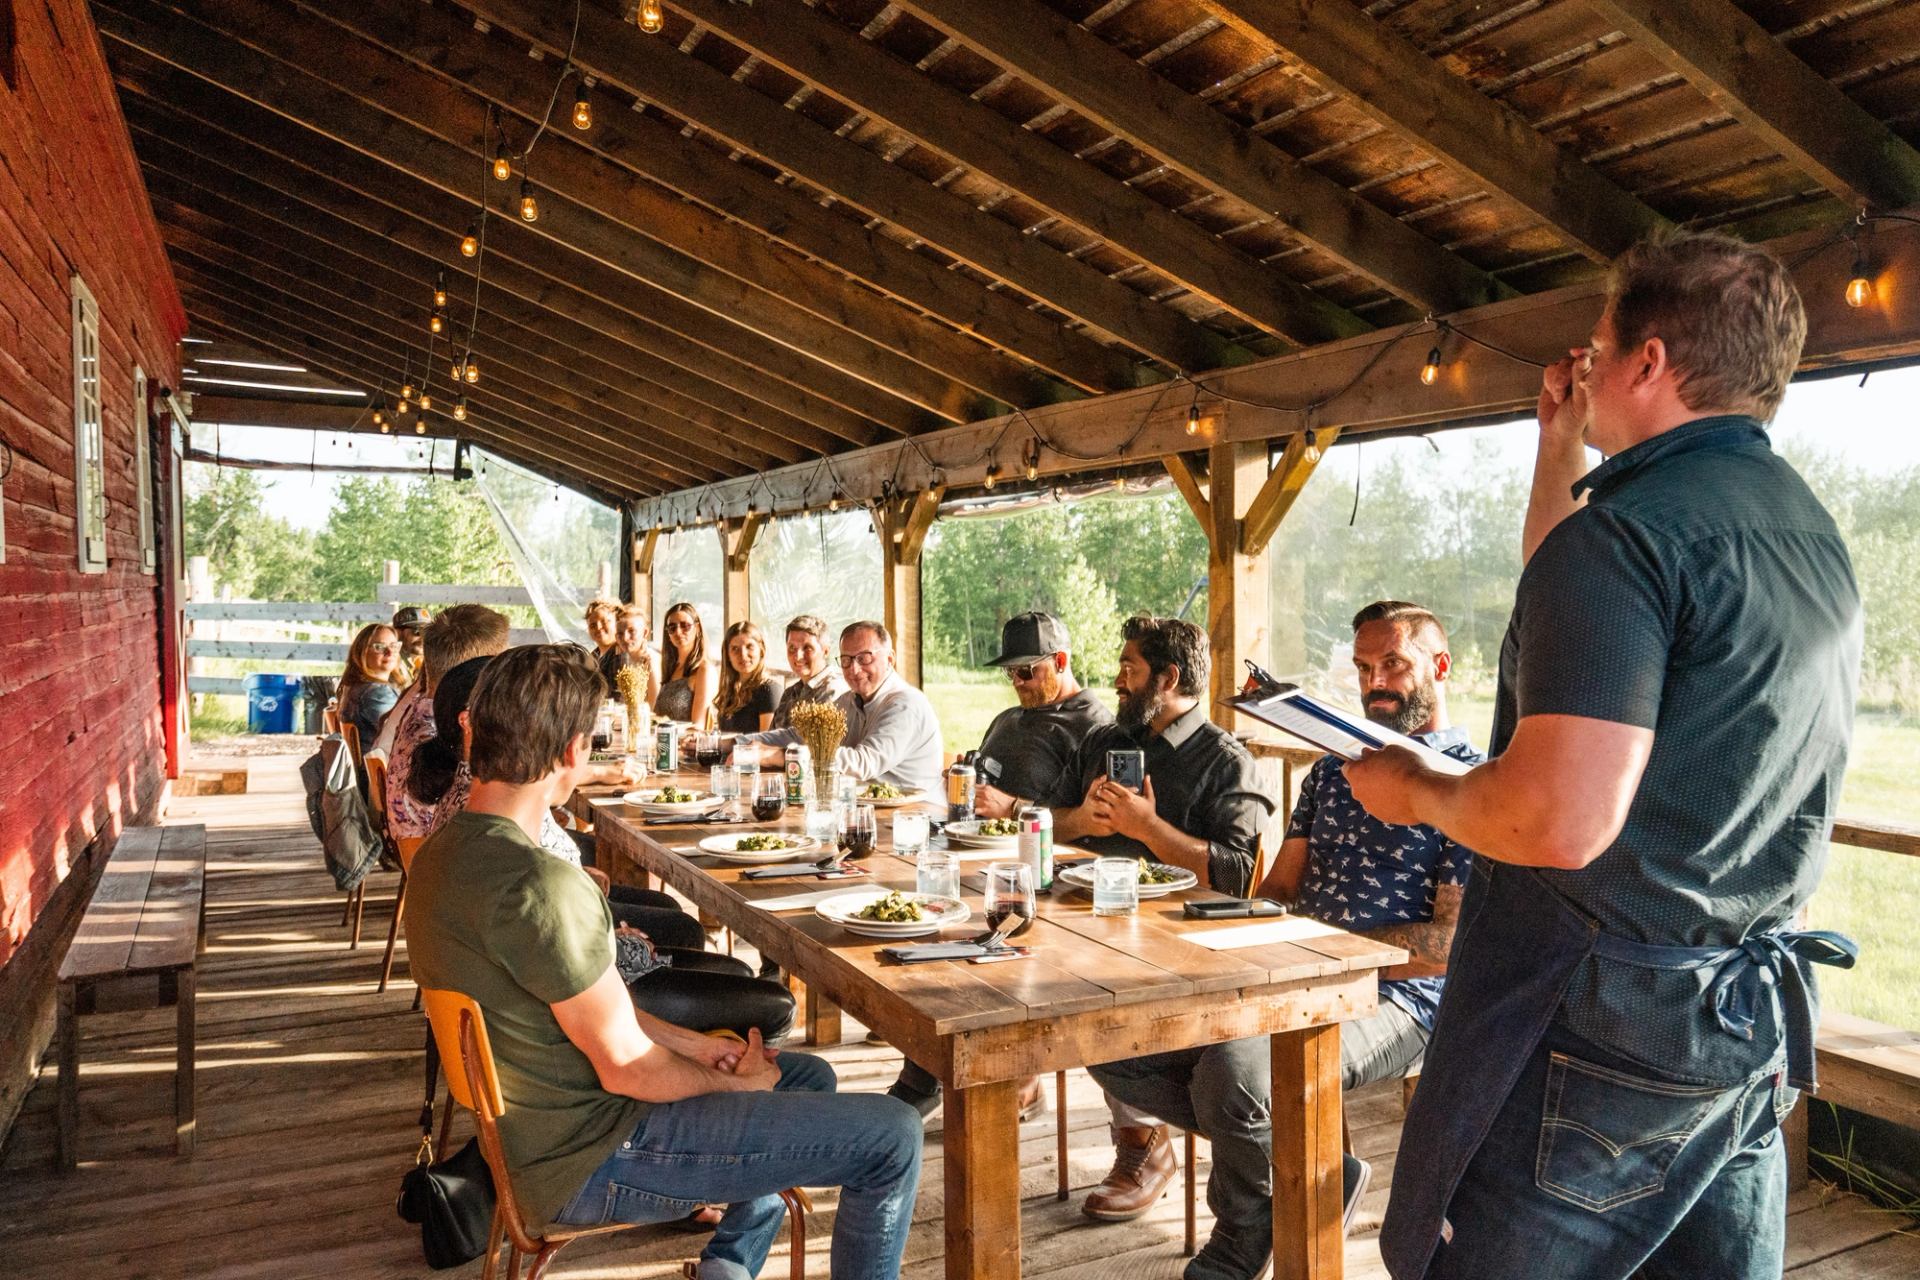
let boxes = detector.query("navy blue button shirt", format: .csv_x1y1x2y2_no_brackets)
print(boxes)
1287,727,1485,1031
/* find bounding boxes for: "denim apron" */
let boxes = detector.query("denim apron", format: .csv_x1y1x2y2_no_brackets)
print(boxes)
1379,859,1856,1280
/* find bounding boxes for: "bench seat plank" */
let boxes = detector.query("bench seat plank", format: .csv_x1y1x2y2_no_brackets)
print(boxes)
126,826,208,975
57,829,165,984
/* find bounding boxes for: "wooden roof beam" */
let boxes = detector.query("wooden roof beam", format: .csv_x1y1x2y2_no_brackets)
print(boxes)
1588,0,1920,212
307,0,1131,398
98,0,969,428
889,0,1513,315
1205,0,1667,263
1240,426,1341,555
175,268,691,493
674,0,1367,347
187,395,367,432
105,57,911,444
462,0,1254,374
179,279,673,498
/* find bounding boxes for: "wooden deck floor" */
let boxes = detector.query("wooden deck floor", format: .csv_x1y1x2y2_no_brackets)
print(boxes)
3,756,1914,1279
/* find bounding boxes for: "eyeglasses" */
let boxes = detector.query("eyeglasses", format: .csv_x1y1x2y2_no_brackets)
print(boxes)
838,651,883,670
368,643,399,654
1007,661,1050,682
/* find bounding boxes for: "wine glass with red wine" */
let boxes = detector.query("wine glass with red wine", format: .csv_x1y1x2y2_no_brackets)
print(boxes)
839,803,877,861
983,861,1036,941
752,774,786,822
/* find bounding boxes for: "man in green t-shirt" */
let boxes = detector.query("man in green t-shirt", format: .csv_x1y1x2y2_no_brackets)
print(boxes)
409,644,922,1280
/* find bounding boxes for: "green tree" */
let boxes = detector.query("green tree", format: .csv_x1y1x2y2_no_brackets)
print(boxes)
311,477,410,601
182,467,318,599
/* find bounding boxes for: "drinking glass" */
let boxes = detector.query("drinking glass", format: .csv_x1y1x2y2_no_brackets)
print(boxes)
984,860,1036,940
733,756,761,809
710,764,739,816
804,798,841,845
1092,856,1141,917
695,730,724,770
891,810,930,859
752,773,786,823
840,803,877,861
916,846,960,902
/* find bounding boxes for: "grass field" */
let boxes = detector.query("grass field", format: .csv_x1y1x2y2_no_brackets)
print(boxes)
925,671,1920,1029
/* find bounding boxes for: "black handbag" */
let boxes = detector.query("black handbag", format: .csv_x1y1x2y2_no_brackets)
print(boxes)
396,1033,497,1269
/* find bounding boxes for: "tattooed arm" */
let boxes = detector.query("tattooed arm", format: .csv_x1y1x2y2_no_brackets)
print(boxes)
1358,882,1464,981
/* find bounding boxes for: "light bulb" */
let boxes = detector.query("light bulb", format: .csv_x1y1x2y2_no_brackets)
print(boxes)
460,224,479,257
828,495,839,511
429,311,444,334
1185,407,1200,436
453,397,468,422
416,420,427,435
983,466,998,490
572,88,592,130
452,360,465,381
1027,458,1039,482
1846,257,1872,309
379,419,391,434
396,398,410,416
401,381,416,399
418,393,432,411
464,361,480,385
372,408,385,427
1421,346,1442,387
519,181,538,222
433,273,448,308
493,147,511,182
639,0,664,33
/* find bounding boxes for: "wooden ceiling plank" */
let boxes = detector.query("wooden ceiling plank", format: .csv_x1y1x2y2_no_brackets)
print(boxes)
1588,0,1920,211
185,310,652,502
309,0,1130,396
461,0,1252,373
185,394,365,431
162,228,740,487
1204,0,1668,262
104,55,912,443
888,0,1513,314
148,190,784,476
672,0,1368,346
178,276,674,497
98,0,966,428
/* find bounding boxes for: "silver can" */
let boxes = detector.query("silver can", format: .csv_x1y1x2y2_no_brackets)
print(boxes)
655,723,679,773
946,760,976,823
1017,805,1054,890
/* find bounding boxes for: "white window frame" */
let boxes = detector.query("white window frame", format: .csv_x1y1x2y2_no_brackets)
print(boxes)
72,274,107,573
135,366,155,573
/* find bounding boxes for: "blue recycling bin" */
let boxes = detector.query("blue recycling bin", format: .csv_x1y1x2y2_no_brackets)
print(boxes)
244,673,303,735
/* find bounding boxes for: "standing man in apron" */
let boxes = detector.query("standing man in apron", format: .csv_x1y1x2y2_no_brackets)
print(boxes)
1345,228,1862,1280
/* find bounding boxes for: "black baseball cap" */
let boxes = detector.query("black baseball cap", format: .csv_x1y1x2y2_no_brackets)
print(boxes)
391,606,431,631
985,612,1070,667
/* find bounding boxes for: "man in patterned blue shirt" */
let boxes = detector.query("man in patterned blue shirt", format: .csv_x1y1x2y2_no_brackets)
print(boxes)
1090,600,1479,1280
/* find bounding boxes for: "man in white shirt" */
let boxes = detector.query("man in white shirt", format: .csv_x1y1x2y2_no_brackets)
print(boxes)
769,614,848,730
737,621,944,797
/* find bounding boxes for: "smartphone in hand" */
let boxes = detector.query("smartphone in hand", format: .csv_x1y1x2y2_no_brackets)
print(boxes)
1107,748,1146,793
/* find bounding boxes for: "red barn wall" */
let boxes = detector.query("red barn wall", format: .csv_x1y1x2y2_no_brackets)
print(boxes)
0,0,187,1138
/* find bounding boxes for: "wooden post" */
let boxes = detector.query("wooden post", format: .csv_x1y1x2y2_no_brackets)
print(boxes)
383,558,400,586
597,559,614,599
632,526,660,621
720,513,767,629
878,488,943,687
1207,439,1271,730
1272,1023,1344,1280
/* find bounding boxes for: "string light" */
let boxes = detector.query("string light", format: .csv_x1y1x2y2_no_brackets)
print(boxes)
418,392,432,412
396,397,410,416
983,464,999,490
1846,248,1872,308
452,359,466,381
639,0,664,33
828,495,839,511
401,380,416,400
415,420,427,435
464,360,480,385
429,310,444,335
1185,390,1201,436
460,224,479,257
371,407,385,428
572,84,592,131
433,272,448,308
1026,454,1039,482
493,146,512,182
1421,346,1442,387
379,418,391,435
519,180,538,223
453,397,468,422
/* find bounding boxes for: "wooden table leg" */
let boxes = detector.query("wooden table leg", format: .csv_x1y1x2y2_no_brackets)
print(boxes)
1272,1023,1343,1280
804,985,841,1047
944,1077,1022,1280
56,980,80,1172
175,966,197,1157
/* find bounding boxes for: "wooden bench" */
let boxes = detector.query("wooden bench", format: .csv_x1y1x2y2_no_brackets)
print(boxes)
1788,1010,1920,1186
55,824,209,1171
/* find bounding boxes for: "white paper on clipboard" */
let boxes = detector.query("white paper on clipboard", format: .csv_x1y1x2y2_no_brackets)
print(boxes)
1227,687,1474,776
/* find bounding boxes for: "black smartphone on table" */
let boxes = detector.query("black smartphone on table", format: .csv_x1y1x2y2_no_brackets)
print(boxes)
1106,748,1146,793
1183,898,1289,920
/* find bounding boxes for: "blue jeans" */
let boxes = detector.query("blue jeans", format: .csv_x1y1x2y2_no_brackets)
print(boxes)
1425,1023,1791,1280
554,1053,923,1280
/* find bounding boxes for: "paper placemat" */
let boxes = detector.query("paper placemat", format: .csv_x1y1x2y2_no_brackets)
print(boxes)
1186,916,1343,950
748,887,861,912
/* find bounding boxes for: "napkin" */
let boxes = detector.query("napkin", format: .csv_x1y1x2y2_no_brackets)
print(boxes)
748,887,862,912
1186,917,1343,950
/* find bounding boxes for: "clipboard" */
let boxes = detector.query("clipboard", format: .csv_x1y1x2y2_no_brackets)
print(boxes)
1225,667,1474,777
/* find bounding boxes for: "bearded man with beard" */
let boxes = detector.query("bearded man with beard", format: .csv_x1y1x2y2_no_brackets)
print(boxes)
972,612,1115,818
1082,603,1483,1280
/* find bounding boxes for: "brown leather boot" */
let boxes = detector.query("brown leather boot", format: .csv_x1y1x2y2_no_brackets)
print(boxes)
1081,1124,1177,1221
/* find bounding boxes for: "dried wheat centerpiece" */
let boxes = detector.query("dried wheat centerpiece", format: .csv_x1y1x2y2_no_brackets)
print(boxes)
614,664,647,746
790,701,847,801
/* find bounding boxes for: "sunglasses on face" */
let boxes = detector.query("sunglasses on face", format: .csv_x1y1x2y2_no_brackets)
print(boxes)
1007,661,1049,682
665,621,694,633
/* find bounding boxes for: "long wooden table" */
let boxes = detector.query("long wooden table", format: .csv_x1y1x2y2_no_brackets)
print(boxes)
579,778,1401,1280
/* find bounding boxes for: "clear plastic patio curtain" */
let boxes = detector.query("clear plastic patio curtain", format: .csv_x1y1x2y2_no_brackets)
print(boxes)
467,447,620,646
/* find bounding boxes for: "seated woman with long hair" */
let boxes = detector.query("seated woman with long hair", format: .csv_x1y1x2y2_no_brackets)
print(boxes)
337,623,402,745
408,655,793,1040
716,621,783,734
654,602,714,727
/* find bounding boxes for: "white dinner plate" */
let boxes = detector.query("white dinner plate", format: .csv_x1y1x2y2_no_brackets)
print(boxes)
857,786,929,809
695,833,819,863
814,889,972,939
1056,861,1198,899
943,819,1023,850
622,790,723,818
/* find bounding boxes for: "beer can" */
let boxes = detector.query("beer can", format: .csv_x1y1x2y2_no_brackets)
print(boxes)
946,760,976,823
785,744,809,805
655,723,679,773
1017,805,1054,890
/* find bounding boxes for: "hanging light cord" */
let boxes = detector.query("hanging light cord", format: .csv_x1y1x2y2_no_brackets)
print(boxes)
517,0,584,166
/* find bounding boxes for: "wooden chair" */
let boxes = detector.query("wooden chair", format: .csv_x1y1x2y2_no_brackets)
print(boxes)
420,990,811,1280
378,834,426,994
